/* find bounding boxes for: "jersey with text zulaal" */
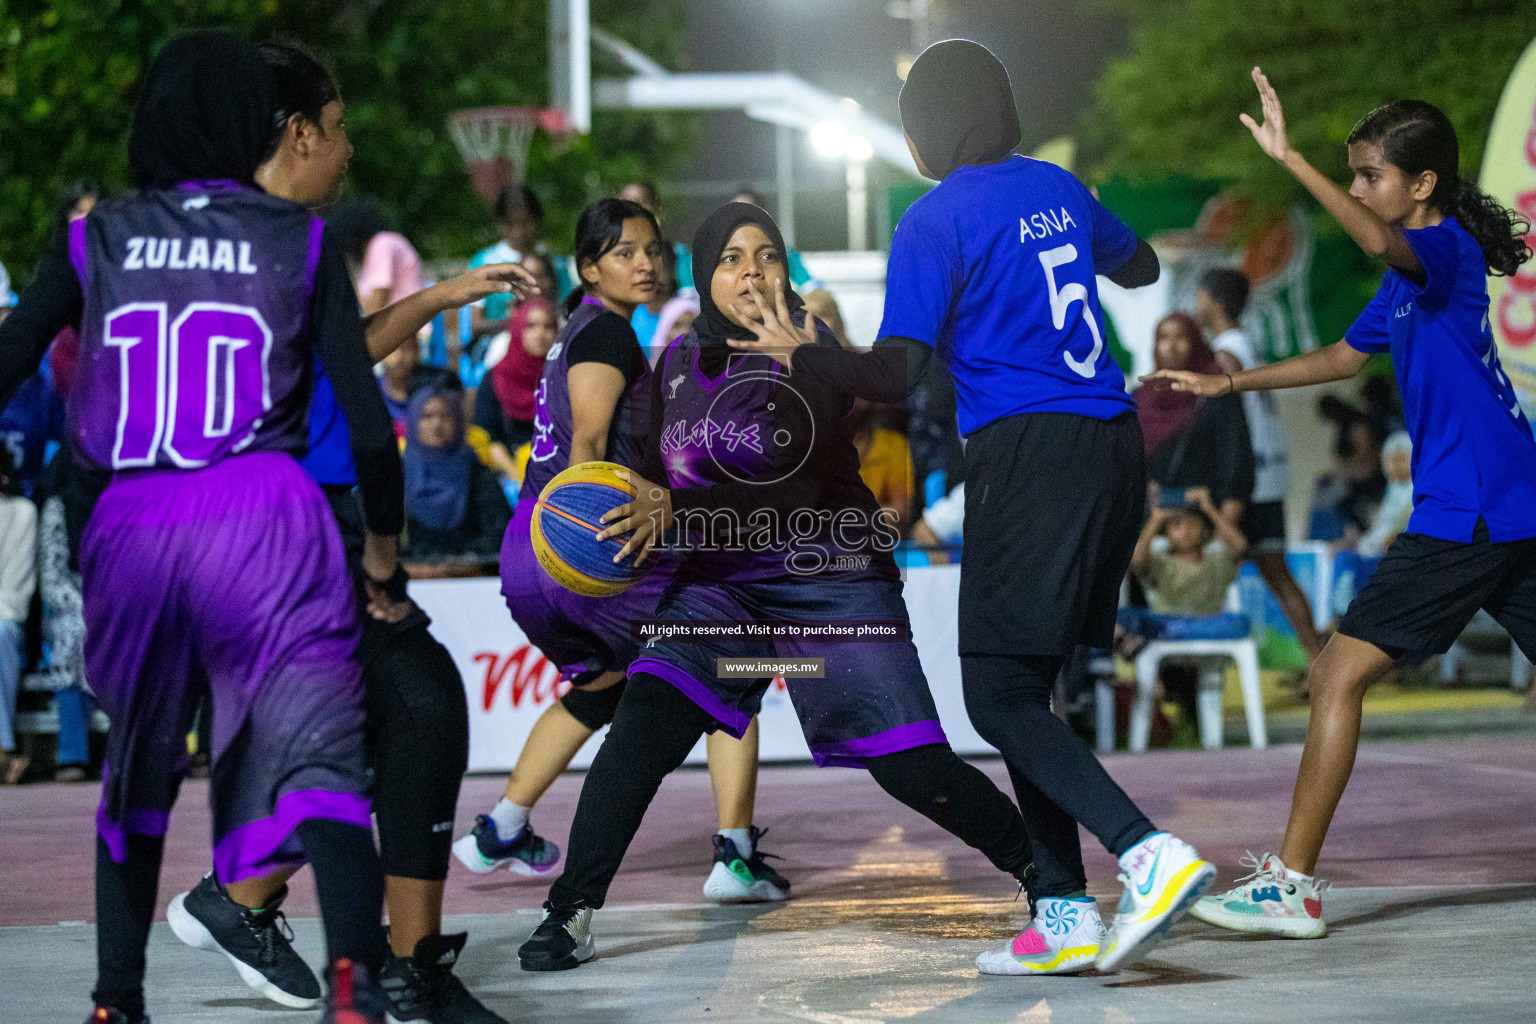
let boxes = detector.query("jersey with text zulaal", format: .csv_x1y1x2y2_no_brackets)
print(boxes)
879,156,1140,435
67,183,322,474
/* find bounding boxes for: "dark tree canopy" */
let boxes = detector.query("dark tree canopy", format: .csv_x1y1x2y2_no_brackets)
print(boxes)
0,0,695,279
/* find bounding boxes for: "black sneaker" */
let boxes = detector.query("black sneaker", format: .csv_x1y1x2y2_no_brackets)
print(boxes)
319,958,388,1024
517,902,595,972
166,872,321,1009
84,1008,148,1024
702,827,791,903
380,933,509,1023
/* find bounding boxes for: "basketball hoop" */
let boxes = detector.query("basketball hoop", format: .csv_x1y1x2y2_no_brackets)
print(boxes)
448,106,575,203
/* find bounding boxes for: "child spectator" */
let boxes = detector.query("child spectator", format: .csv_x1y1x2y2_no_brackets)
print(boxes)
0,447,36,785
403,385,511,565
1120,485,1250,652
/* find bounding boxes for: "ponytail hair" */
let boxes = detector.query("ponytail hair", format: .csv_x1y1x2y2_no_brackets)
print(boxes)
562,197,660,316
258,41,340,164
1348,99,1531,277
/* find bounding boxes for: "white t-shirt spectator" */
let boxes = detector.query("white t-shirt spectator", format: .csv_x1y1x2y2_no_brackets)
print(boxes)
1213,328,1288,504
0,495,37,624
923,483,966,545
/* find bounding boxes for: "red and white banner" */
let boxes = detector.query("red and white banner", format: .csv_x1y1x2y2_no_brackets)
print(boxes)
407,565,991,773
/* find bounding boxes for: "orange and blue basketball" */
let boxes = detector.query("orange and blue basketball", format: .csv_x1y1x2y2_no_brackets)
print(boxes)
531,461,652,597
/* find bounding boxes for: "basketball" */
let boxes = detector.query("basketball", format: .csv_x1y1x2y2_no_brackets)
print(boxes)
531,461,653,597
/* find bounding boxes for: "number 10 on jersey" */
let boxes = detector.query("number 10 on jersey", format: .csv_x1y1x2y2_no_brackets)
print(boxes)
105,301,273,469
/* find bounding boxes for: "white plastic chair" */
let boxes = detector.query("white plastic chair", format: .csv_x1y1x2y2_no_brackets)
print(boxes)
1127,638,1267,751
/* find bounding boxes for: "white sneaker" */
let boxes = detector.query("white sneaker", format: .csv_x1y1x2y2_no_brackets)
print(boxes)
1096,832,1216,973
977,897,1105,976
1189,852,1329,938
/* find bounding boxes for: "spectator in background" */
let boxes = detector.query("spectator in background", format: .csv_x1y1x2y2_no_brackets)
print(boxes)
380,332,460,435
1198,267,1324,660
1137,312,1254,518
1121,485,1249,727
852,402,914,537
477,297,558,483
34,445,94,781
0,370,64,499
468,184,568,340
731,187,827,294
0,258,13,324
403,385,511,564
1357,431,1413,558
0,448,36,785
621,181,695,294
647,294,699,362
1309,408,1387,544
328,196,424,316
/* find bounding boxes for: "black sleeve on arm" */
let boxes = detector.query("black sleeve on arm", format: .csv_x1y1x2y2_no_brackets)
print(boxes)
312,232,404,536
566,313,641,383
1105,238,1159,289
791,335,933,404
0,229,83,408
638,359,667,486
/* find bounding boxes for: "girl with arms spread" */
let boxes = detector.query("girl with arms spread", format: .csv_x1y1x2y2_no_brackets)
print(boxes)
516,202,1040,975
1146,70,1534,939
454,199,781,908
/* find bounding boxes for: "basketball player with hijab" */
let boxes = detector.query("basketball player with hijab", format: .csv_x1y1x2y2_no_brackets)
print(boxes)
0,31,401,1024
157,42,537,1024
516,201,1040,974
454,198,787,906
726,40,1215,974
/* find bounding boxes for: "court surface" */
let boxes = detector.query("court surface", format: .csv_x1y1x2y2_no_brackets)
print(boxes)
4,734,1535,1023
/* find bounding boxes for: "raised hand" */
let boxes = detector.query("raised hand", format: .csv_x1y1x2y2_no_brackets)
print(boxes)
447,261,541,307
1139,369,1233,397
726,278,820,369
1239,66,1293,163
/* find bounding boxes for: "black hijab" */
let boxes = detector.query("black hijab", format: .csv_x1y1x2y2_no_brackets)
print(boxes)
691,202,804,346
898,39,1021,180
128,30,275,189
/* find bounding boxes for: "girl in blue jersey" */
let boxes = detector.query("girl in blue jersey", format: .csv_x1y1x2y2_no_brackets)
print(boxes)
1146,70,1533,939
729,40,1214,975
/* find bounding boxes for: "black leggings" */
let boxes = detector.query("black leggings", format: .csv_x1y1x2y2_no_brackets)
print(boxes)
363,624,469,881
94,820,385,1017
550,673,1034,910
962,653,1155,898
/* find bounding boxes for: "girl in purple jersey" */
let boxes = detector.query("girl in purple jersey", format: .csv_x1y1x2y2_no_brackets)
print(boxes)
0,31,405,1024
454,199,782,906
1146,71,1534,940
516,202,1039,975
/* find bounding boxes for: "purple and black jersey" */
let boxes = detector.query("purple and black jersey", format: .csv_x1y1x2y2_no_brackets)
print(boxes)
524,298,651,498
650,329,898,582
67,183,321,474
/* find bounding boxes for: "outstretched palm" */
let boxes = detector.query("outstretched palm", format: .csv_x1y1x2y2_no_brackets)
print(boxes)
1240,66,1292,163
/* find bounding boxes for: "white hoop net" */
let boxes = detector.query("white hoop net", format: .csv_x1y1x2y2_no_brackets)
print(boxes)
448,107,570,202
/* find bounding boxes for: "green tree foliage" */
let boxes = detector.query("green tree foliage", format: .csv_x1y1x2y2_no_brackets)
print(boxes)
1085,0,1536,202
0,0,695,278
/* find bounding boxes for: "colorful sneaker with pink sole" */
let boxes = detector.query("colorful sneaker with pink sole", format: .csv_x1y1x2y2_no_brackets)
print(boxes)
976,897,1104,976
1190,852,1329,938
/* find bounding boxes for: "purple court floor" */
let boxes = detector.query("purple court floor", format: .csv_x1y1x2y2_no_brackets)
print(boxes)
4,735,1536,1022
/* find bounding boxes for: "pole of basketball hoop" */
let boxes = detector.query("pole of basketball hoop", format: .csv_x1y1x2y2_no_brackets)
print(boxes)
550,0,591,134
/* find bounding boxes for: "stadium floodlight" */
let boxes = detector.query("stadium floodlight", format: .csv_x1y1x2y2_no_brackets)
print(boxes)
810,120,848,160
845,135,874,162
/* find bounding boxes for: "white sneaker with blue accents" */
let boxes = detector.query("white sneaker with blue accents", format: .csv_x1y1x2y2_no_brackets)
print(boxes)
1096,831,1216,973
1189,852,1329,938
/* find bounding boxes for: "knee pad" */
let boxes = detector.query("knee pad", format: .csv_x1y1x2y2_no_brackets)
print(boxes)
561,676,627,731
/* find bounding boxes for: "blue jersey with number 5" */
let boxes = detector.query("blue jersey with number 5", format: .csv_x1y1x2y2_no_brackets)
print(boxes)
880,156,1140,435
